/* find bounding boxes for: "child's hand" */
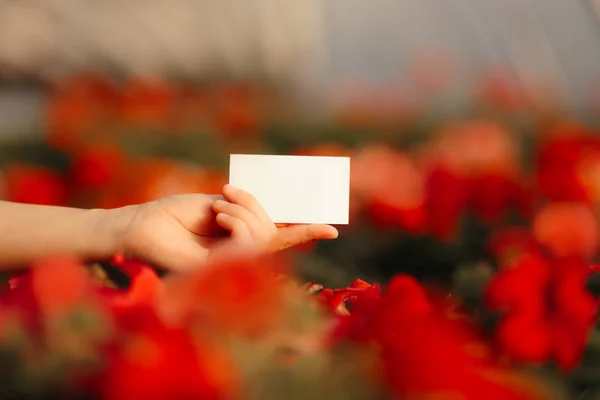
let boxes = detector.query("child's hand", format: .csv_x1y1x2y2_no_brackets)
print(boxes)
116,185,338,271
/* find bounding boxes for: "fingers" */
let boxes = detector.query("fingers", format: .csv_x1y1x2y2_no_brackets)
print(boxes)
215,184,339,253
213,199,261,231
215,213,254,244
212,198,275,242
214,185,277,247
222,184,272,225
274,224,339,251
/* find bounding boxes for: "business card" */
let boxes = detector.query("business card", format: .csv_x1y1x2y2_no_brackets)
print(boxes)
229,154,350,224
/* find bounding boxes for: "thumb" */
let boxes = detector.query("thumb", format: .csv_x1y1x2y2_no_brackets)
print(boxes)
274,224,339,251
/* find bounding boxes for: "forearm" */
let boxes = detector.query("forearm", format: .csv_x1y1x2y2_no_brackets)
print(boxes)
0,201,126,270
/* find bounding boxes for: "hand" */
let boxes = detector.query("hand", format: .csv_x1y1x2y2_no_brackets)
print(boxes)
114,185,338,271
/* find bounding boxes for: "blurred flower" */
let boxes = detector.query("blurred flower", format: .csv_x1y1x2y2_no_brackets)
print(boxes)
3,164,68,206
100,158,226,206
131,159,223,201
108,256,163,312
173,84,208,129
432,120,519,177
352,145,427,234
212,83,262,136
469,172,533,224
45,74,120,149
318,279,381,316
486,253,597,371
101,308,233,400
3,256,108,339
119,78,175,130
70,143,128,190
157,257,287,338
532,202,599,258
31,256,91,317
329,274,545,399
424,165,469,239
420,121,530,235
536,122,600,203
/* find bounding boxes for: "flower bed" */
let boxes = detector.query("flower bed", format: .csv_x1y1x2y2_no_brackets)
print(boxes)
0,252,592,400
0,74,599,398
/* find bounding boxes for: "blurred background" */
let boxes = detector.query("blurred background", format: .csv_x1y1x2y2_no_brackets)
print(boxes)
1,0,600,288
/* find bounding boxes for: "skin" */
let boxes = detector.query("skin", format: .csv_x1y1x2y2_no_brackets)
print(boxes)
0,184,338,272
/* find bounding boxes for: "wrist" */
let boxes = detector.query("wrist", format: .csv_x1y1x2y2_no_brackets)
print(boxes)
84,206,135,261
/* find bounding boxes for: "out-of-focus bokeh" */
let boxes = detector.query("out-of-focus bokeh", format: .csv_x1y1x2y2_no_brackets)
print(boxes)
1,0,600,281
2,2,600,400
2,0,600,283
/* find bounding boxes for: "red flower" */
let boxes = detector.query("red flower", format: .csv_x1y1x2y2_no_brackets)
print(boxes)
109,254,154,282
328,274,545,399
381,314,544,400
486,254,597,371
70,144,127,190
318,279,381,316
109,268,163,312
352,145,428,234
424,166,469,239
536,125,600,203
101,308,235,400
469,173,533,224
1,256,99,336
3,164,68,206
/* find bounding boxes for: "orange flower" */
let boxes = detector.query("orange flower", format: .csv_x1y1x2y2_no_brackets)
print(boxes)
122,159,226,203
158,257,286,337
432,120,519,177
45,74,120,149
532,202,599,258
352,145,427,234
31,256,91,317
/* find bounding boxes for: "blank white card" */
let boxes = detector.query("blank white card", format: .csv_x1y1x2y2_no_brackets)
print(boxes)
229,154,350,224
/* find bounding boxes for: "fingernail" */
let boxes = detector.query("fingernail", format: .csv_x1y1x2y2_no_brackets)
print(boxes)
213,199,227,207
